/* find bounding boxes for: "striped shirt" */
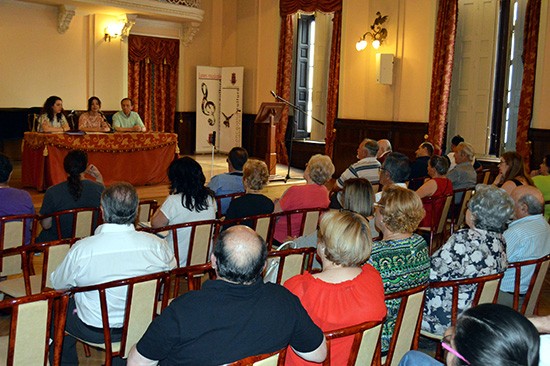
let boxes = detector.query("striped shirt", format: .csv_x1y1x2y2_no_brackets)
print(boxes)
336,157,380,188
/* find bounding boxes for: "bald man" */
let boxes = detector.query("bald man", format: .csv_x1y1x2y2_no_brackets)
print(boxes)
376,139,392,164
128,226,327,366
498,185,550,306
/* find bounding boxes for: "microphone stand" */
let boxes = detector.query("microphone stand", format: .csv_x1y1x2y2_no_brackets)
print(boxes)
271,92,324,182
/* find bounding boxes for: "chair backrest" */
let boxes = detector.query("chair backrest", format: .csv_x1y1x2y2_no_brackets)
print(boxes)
0,214,37,276
166,263,217,304
222,212,274,247
273,207,327,240
428,272,503,325
143,219,219,267
383,284,428,366
215,192,246,218
228,348,287,366
451,188,475,232
420,194,453,254
136,199,158,224
323,319,384,366
0,290,68,366
477,169,492,184
42,207,102,240
507,254,550,316
264,247,316,285
69,271,170,362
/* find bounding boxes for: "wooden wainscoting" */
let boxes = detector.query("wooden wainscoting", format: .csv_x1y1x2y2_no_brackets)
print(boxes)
529,128,550,170
332,119,428,177
175,112,196,155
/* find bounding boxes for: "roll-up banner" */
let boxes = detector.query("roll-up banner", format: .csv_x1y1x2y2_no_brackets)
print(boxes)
220,67,243,153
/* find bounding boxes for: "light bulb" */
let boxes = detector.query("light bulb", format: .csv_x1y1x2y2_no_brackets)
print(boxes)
356,39,367,51
372,40,381,49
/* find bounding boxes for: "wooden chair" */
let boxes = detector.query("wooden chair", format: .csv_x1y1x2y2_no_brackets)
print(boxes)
450,187,475,233
0,214,38,279
272,207,328,246
228,348,287,366
323,319,384,366
477,168,492,184
381,284,428,366
141,219,219,267
264,247,316,285
136,199,158,224
406,176,429,190
40,207,102,240
67,271,171,366
0,290,69,366
505,254,550,316
162,263,217,310
222,212,274,247
0,238,75,298
420,272,504,360
215,192,246,218
416,194,453,254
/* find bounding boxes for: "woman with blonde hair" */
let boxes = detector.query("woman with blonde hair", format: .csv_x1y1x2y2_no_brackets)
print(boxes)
273,154,334,243
493,151,534,194
369,185,430,354
284,210,386,365
224,159,274,228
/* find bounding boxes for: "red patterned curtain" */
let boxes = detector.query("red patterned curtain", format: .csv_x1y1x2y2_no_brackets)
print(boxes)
276,0,342,164
516,0,541,166
427,0,458,155
128,35,179,132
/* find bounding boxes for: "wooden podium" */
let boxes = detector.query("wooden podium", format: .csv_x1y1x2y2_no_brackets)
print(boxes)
254,102,286,175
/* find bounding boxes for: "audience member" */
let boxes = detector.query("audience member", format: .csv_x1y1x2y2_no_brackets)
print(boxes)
375,152,410,202
208,147,248,214
224,159,274,228
0,153,35,244
50,182,176,365
422,185,512,336
530,314,550,365
400,304,540,366
273,154,333,244
409,141,434,190
498,185,550,307
335,138,380,189
446,134,464,171
151,157,217,266
493,151,534,195
369,186,429,353
416,155,453,228
531,154,550,219
284,210,386,365
38,150,104,242
377,139,392,164
37,95,70,132
112,98,146,132
78,96,111,132
128,225,327,365
446,142,477,191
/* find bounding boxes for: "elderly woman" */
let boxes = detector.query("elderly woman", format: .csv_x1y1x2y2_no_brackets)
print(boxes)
416,155,453,228
422,184,513,336
273,154,334,243
284,210,386,366
151,157,217,266
492,151,534,195
369,185,430,353
78,96,111,132
223,159,274,228
37,95,70,132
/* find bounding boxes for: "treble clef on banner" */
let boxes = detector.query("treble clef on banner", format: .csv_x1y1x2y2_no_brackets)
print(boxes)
201,83,216,126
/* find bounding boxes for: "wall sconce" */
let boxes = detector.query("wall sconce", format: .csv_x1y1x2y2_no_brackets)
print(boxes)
104,22,124,42
356,12,388,51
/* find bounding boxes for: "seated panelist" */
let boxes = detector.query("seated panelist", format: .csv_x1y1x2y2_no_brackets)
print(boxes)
78,96,111,132
112,98,146,132
37,95,70,133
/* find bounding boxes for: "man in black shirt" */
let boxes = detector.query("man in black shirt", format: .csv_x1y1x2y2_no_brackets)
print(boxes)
128,225,327,366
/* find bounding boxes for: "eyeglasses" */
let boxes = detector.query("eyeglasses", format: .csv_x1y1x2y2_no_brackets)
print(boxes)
441,335,470,365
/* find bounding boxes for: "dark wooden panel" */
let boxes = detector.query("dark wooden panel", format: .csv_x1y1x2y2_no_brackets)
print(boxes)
529,128,550,170
175,112,195,155
332,119,428,177
289,140,326,170
242,113,257,157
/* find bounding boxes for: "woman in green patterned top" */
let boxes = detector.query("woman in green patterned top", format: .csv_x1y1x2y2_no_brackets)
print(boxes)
369,185,430,354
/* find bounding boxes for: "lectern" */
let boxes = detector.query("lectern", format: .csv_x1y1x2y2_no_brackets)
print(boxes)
254,102,286,175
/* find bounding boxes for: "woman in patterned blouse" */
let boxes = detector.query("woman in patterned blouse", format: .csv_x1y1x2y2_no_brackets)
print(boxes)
369,185,430,353
422,184,514,336
37,95,70,133
78,96,111,132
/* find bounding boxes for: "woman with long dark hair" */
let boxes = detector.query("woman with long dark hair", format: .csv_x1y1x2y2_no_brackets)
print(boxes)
492,151,534,195
38,150,104,242
78,96,111,132
151,157,217,266
38,95,70,132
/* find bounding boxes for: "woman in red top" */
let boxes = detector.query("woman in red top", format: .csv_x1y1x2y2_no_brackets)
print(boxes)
416,155,453,228
284,210,387,366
